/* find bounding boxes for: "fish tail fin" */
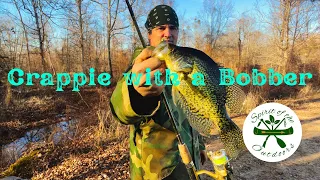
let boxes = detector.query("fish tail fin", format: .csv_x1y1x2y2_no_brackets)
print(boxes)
219,119,246,159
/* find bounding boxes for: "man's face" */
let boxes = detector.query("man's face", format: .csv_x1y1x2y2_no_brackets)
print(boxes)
148,24,179,47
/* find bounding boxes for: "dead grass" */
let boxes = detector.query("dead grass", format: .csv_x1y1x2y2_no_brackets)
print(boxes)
241,92,263,114
94,88,128,147
297,84,320,99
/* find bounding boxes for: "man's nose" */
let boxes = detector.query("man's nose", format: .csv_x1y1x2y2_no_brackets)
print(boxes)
163,27,172,37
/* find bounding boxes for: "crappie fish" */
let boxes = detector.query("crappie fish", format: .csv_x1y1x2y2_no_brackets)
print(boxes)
153,41,246,158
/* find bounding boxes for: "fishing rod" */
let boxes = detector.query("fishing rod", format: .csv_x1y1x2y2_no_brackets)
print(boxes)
124,1,233,179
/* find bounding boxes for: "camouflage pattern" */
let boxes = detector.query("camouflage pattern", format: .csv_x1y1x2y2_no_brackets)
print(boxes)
110,48,205,180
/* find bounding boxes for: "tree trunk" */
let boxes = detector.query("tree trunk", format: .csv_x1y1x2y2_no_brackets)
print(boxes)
107,0,113,77
291,0,301,55
238,26,242,66
5,79,12,108
76,0,85,72
14,29,18,67
67,32,70,72
31,0,46,71
280,0,291,66
14,0,31,72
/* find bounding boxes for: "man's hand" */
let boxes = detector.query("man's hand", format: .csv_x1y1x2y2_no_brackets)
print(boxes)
132,47,166,97
200,150,207,165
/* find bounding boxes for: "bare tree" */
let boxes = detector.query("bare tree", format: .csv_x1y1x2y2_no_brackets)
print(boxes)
107,0,117,76
235,14,255,65
92,0,128,77
256,0,319,70
61,0,97,72
0,22,15,108
12,0,31,72
127,0,148,51
199,0,234,51
1,0,62,72
76,0,86,71
190,19,206,51
28,0,46,71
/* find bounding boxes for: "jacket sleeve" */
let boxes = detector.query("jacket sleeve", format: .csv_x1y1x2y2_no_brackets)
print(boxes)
110,48,161,125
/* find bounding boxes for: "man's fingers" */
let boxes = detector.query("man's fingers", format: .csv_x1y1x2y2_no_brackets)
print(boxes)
134,57,165,74
132,47,167,97
137,68,166,87
134,47,154,63
135,85,164,97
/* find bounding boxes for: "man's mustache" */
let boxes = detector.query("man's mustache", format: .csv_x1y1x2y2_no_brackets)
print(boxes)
161,37,174,43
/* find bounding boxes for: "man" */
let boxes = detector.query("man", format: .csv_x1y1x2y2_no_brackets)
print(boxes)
110,5,206,180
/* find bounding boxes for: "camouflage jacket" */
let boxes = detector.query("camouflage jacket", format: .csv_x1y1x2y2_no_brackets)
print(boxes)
110,48,205,180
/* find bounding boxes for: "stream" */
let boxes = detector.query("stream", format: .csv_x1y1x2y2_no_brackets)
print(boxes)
1,115,78,165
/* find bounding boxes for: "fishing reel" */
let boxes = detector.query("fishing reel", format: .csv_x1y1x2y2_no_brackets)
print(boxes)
179,144,234,180
197,149,234,180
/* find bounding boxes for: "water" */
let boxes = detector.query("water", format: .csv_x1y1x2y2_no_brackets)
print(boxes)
1,116,78,165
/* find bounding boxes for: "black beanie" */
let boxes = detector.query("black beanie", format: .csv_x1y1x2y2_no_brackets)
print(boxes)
145,5,179,32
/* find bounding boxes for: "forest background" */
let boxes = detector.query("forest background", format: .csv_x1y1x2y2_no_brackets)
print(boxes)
0,0,319,179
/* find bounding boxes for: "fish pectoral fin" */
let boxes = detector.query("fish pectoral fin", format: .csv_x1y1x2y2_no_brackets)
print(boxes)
171,87,181,106
173,56,193,73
